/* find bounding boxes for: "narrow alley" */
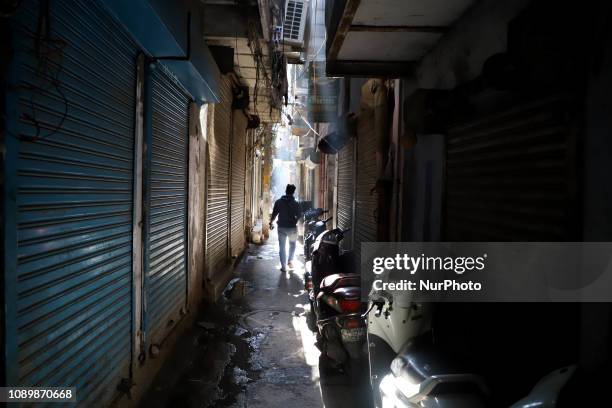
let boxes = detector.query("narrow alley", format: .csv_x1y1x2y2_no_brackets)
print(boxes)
139,232,371,408
3,0,612,407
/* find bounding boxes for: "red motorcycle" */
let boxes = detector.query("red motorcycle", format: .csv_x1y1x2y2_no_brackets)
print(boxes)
305,227,366,369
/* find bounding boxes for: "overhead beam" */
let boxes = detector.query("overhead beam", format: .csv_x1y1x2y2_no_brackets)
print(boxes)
327,0,361,61
349,25,448,33
326,60,417,78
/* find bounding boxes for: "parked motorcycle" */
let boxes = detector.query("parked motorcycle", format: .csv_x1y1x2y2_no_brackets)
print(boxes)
379,341,576,407
376,331,489,408
366,292,579,407
366,290,433,407
302,208,330,261
305,226,366,370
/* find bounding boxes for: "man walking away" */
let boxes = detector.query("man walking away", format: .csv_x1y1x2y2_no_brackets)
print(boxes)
269,184,302,272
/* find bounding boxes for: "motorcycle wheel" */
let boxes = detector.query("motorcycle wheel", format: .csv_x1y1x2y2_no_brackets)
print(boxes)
345,357,367,385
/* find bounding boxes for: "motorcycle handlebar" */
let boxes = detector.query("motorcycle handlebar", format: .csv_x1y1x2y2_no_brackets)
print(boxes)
304,208,323,217
303,208,330,220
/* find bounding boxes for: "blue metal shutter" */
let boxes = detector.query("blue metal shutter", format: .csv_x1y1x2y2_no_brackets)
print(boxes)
144,63,190,345
206,76,232,277
5,0,137,405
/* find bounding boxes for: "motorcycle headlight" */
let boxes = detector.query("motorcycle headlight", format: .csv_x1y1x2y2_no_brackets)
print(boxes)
380,355,428,405
390,355,407,377
384,355,488,406
391,356,426,386
379,373,420,407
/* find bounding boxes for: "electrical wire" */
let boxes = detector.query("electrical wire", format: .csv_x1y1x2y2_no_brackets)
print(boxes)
294,108,319,136
18,0,68,142
269,0,287,115
247,18,275,121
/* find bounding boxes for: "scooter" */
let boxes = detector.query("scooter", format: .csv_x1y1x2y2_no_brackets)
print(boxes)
306,226,366,369
302,208,330,261
366,290,434,407
377,337,577,407
378,341,577,407
367,292,580,407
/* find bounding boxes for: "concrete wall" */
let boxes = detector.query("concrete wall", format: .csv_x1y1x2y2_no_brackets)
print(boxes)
399,134,445,241
416,0,531,89
188,102,206,310
396,0,531,242
244,129,254,234
413,0,612,242
407,0,612,375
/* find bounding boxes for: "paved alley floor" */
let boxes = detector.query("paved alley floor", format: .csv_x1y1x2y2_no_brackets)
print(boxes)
140,230,373,408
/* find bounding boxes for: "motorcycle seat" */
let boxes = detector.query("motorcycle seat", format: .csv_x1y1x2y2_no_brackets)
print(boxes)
319,273,360,293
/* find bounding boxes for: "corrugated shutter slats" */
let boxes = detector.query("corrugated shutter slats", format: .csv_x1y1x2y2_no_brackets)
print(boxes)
337,140,354,249
445,96,575,241
230,111,247,257
145,64,190,344
10,0,136,405
354,112,378,259
206,76,233,275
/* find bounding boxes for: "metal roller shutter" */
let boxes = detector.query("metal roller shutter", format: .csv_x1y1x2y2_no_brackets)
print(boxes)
206,76,232,276
336,140,355,249
230,110,247,258
144,63,190,345
444,96,577,241
354,112,378,260
5,0,137,404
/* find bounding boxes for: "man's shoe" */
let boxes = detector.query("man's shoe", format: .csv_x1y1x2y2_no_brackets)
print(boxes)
287,261,294,270
280,266,287,272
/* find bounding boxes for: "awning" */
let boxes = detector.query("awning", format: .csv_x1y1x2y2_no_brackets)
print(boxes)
101,0,220,104
325,0,475,77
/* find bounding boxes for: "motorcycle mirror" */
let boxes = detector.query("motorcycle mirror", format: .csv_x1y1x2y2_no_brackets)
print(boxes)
363,299,386,318
362,303,375,318
362,301,383,318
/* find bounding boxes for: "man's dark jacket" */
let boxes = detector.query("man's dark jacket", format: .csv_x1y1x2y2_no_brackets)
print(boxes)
271,195,302,228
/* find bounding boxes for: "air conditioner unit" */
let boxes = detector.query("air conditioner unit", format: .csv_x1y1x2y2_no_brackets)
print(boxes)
282,0,308,48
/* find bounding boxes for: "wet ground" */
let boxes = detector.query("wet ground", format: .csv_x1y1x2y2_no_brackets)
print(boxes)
140,230,373,408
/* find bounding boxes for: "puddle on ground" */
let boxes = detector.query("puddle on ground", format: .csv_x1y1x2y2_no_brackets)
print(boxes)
244,247,277,262
149,291,270,408
204,307,268,407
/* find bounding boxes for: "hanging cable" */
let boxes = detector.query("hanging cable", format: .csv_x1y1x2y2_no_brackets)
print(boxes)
19,0,68,142
294,108,320,136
